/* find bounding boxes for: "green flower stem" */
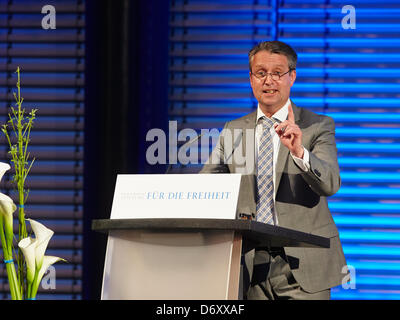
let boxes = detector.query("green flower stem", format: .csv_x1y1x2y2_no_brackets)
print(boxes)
27,281,33,300
29,268,40,299
0,67,37,299
5,67,35,299
14,66,28,240
5,260,21,300
0,217,21,300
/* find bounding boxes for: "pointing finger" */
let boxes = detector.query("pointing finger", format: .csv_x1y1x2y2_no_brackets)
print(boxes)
288,103,295,123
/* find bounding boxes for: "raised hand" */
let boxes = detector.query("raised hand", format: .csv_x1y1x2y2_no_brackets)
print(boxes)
274,103,304,158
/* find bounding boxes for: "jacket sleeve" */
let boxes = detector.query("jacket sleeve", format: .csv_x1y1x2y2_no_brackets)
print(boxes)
301,115,341,197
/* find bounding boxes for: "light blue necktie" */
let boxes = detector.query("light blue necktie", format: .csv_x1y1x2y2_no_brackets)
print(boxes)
256,117,275,225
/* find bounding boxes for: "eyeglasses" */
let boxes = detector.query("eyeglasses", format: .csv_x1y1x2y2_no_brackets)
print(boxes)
251,69,294,81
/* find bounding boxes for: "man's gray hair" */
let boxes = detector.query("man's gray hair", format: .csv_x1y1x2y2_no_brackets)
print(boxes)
248,41,298,71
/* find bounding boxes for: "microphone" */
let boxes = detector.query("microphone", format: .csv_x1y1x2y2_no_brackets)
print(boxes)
224,129,243,164
200,128,244,174
165,133,204,174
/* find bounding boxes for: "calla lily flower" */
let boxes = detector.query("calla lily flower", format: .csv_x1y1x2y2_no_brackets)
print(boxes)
0,162,15,244
31,255,66,298
26,219,54,270
0,163,20,300
19,220,66,299
37,256,66,281
0,192,17,246
0,162,10,183
18,237,36,284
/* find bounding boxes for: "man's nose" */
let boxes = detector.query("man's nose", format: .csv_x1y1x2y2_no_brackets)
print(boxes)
263,73,274,85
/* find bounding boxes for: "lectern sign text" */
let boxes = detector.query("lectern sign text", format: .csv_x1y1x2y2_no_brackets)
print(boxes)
110,173,242,220
146,191,232,200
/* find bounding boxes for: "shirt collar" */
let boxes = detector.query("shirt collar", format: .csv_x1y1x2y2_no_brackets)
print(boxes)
256,99,291,124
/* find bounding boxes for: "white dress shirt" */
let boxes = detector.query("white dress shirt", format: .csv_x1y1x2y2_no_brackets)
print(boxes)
255,99,310,224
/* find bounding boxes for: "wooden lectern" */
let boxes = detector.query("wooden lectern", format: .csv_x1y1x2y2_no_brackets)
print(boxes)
92,218,329,300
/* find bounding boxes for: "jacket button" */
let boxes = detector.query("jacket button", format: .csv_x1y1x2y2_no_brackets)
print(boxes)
314,169,321,177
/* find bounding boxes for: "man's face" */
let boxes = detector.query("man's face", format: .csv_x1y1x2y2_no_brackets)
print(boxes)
249,51,296,115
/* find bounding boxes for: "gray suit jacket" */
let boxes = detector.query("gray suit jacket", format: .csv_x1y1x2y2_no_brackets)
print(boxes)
200,102,347,293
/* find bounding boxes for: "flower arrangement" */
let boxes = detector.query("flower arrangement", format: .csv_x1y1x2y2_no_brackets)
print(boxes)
0,68,65,300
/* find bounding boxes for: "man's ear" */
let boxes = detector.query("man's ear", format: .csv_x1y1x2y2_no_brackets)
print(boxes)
290,69,297,86
249,71,255,88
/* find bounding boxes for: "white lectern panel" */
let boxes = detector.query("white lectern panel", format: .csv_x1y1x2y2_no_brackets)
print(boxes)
102,230,237,300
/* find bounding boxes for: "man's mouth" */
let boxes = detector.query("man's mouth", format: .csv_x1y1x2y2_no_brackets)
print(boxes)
263,89,277,94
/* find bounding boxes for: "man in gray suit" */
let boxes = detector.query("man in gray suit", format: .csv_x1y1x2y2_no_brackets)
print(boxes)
200,41,347,299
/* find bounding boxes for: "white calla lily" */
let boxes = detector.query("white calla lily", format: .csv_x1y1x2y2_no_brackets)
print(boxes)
0,193,17,216
0,162,10,183
18,237,36,284
26,219,54,270
31,255,66,298
37,256,65,281
0,162,15,242
0,165,20,300
0,192,16,207
0,192,17,245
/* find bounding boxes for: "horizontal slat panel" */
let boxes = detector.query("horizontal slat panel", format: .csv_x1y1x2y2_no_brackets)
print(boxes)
170,0,400,301
170,79,400,93
170,4,271,12
0,2,84,13
0,134,84,145
9,206,83,219
1,0,85,300
170,19,271,28
5,193,83,205
0,282,82,295
0,47,85,58
0,180,83,190
0,91,84,102
0,77,84,87
25,223,83,235
0,120,83,131
0,162,84,175
0,251,81,264
0,60,84,72
335,215,400,228
7,237,83,250
0,33,84,43
0,151,83,162
279,23,400,32
339,157,400,168
171,36,400,46
169,50,400,62
329,202,400,214
340,172,400,182
0,265,82,279
0,103,84,116
0,16,84,28
334,187,400,199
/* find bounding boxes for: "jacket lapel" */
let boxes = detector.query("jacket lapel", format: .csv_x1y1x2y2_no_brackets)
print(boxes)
239,111,257,172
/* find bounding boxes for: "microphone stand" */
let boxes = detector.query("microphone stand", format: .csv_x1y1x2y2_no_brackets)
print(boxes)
165,133,204,174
